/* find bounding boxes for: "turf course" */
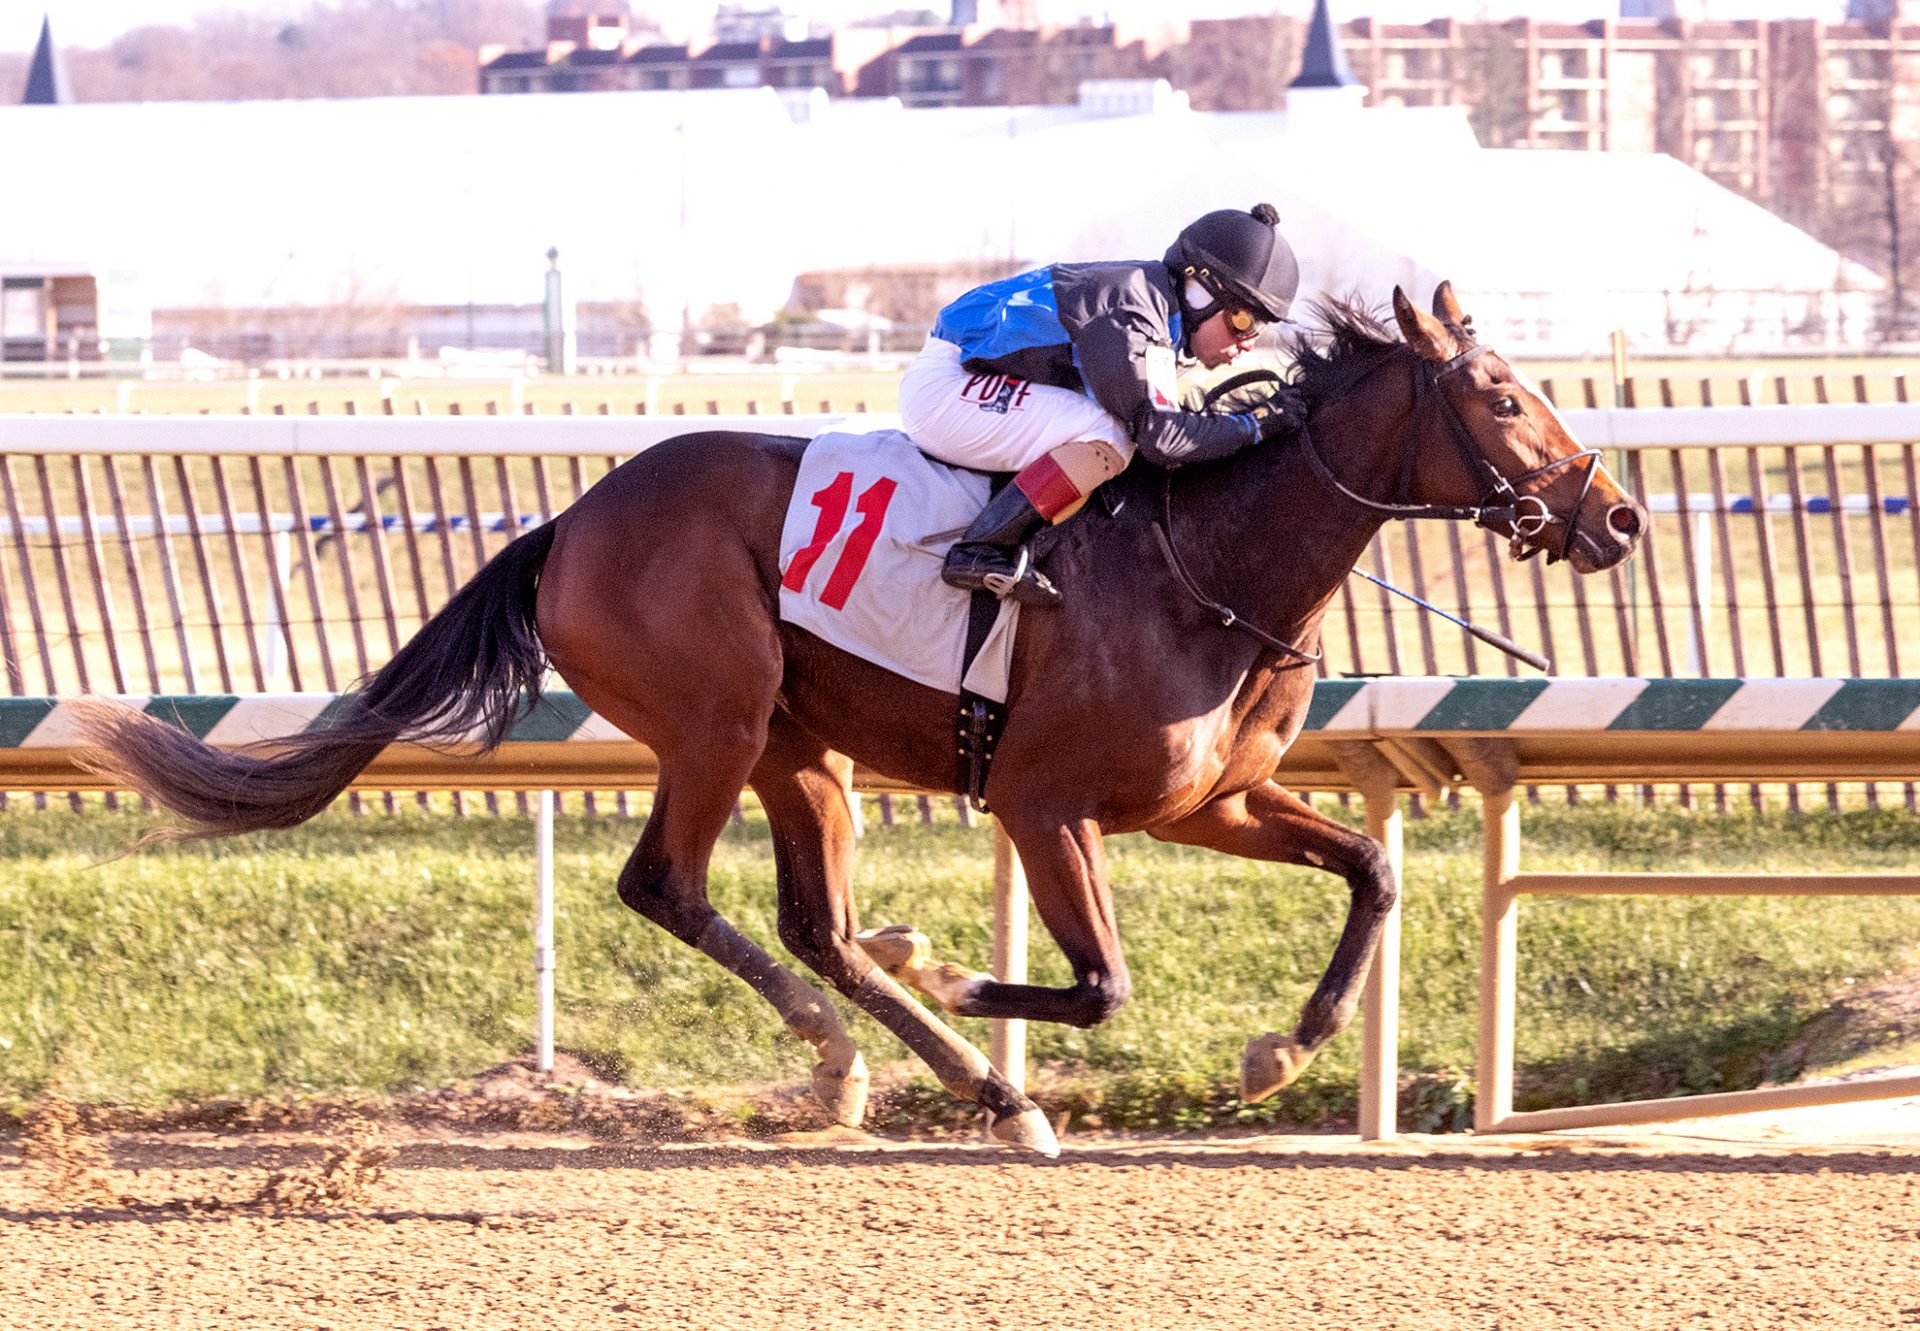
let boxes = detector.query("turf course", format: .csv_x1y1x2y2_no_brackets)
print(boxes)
4,800,1918,1131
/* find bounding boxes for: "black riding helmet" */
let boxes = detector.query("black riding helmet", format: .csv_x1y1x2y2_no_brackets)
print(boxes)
1165,202,1300,337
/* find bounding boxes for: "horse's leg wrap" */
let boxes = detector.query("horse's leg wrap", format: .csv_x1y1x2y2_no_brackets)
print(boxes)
854,923,990,1015
696,916,869,1127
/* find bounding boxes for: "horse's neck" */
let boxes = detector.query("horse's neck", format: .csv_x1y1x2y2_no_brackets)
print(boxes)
1172,367,1409,640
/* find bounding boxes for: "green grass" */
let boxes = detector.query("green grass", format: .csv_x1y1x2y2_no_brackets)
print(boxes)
4,800,1920,1131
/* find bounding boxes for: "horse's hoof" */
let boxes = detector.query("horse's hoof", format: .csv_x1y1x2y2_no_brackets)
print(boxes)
1240,1032,1313,1103
811,1048,870,1128
986,1106,1060,1158
854,923,928,975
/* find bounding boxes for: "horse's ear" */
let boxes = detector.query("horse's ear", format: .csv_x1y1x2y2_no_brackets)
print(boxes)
1392,285,1456,361
1431,281,1466,327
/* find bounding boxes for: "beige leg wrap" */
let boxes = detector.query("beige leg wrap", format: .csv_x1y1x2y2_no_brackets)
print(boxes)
854,923,989,1015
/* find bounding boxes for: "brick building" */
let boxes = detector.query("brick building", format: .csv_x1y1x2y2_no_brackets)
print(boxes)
480,15,1180,106
1185,10,1918,327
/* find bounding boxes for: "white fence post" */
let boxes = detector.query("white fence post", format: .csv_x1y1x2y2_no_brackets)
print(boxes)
1476,782,1521,1132
263,528,292,689
1359,783,1404,1141
1685,509,1713,675
989,819,1028,1093
535,789,556,1073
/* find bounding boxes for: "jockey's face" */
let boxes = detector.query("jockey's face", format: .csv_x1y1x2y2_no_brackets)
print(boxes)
1190,308,1261,369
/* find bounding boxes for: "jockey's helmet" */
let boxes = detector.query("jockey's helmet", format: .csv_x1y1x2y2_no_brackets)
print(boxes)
1165,203,1299,336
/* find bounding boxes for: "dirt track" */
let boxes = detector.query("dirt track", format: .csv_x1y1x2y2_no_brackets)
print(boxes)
6,1129,1919,1330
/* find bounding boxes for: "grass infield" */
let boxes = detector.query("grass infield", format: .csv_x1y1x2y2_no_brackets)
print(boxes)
4,799,1919,1132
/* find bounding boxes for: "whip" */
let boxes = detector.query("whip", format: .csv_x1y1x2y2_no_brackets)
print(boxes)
1350,567,1552,673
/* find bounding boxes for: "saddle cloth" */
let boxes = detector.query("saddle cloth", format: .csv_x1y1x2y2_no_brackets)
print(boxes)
777,427,1019,703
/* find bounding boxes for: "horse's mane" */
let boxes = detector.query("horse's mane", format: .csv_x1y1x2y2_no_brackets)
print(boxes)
1285,296,1406,410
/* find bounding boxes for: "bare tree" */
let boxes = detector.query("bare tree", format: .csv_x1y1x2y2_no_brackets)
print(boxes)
47,1,545,103
1815,33,1920,342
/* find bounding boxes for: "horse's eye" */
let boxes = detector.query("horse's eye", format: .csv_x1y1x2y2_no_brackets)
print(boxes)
1491,396,1521,418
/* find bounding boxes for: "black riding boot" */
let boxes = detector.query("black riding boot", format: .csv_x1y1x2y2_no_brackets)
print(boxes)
941,483,1062,607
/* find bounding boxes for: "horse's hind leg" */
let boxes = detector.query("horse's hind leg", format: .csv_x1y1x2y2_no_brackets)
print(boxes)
750,714,1057,1156
595,703,870,1127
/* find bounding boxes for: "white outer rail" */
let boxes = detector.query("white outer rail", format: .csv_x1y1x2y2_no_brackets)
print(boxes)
2,401,1919,456
0,413,856,456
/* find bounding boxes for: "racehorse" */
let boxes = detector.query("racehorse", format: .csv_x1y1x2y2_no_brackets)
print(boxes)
74,285,1645,1156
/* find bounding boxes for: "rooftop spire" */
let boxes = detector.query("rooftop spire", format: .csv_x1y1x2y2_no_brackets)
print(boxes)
1289,0,1358,91
22,14,72,105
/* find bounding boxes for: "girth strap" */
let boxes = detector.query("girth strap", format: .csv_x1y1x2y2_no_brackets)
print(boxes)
954,585,1007,813
953,473,1014,813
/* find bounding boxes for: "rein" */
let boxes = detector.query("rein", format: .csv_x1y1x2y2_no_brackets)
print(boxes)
1151,470,1322,665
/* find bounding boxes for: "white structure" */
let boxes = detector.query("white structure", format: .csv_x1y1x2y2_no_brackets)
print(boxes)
0,79,1881,356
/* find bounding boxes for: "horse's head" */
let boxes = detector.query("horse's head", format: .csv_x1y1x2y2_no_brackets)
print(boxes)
1387,283,1645,574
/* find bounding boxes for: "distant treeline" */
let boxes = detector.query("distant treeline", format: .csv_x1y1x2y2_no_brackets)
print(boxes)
4,0,550,102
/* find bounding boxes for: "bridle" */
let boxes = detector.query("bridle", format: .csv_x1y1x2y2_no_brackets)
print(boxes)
1295,342,1608,564
1153,336,1616,666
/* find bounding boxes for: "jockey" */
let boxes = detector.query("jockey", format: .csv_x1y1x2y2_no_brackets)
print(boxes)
900,202,1308,607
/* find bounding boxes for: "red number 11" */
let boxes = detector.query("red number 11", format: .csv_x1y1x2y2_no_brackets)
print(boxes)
780,471,898,611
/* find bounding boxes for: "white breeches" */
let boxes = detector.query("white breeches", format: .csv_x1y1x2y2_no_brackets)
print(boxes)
899,337,1135,475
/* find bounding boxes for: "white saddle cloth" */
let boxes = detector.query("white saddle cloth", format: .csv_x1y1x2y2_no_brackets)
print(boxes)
777,427,1019,703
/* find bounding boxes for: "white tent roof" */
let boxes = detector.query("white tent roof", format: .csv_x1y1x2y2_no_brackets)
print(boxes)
0,86,1879,351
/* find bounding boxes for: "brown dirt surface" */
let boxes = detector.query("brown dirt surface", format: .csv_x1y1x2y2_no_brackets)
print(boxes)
6,1115,1920,1331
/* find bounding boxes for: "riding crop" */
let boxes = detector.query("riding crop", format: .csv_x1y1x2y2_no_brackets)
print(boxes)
1349,566,1551,672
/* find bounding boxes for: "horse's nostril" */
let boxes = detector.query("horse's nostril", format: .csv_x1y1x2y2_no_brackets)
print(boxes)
1608,504,1642,541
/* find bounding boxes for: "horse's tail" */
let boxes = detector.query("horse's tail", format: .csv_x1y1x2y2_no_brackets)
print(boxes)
75,521,558,839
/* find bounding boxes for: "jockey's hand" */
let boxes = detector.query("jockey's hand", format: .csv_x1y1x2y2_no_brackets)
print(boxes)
1254,384,1308,443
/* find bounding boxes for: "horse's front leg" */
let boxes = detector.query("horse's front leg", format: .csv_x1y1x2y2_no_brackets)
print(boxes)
1147,780,1397,1102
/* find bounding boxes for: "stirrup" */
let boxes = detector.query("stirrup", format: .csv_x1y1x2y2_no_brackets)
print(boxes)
943,543,1061,607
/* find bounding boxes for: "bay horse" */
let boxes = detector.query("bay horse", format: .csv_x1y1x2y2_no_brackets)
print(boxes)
75,285,1644,1156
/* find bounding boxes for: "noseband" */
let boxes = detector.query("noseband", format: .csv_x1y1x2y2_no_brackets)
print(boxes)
1297,342,1609,564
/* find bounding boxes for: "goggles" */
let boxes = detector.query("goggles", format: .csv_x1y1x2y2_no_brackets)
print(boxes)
1183,264,1272,340
1224,304,1268,337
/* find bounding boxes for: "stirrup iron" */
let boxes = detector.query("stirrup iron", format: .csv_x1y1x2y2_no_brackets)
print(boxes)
944,542,1060,607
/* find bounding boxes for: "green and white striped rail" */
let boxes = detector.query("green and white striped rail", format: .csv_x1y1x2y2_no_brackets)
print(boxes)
5,677,1917,794
1304,676,1920,794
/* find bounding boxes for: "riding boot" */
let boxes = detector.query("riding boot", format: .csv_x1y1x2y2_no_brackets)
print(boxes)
941,482,1062,607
